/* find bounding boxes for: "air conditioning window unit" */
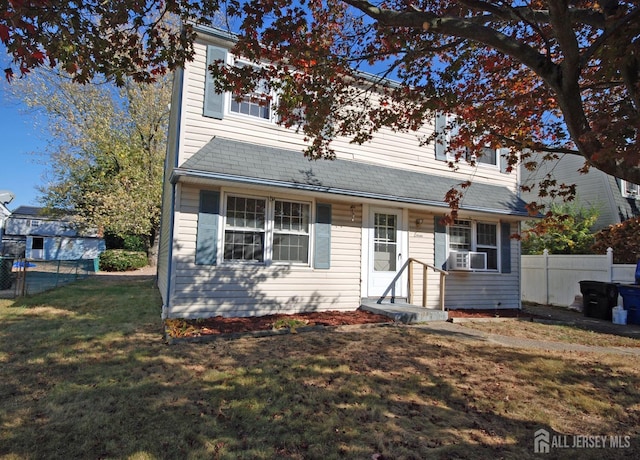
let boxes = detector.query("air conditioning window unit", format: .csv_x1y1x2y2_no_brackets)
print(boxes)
448,250,487,270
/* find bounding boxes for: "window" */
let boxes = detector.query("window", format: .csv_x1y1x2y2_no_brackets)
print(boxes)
373,213,397,271
622,180,639,198
448,220,498,271
229,62,271,120
29,219,41,227
224,196,266,262
475,147,498,166
273,200,310,263
435,113,505,169
476,222,498,269
223,195,310,264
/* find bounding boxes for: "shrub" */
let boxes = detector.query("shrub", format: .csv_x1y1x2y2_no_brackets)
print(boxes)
592,217,640,264
104,232,148,251
99,249,148,272
122,235,148,252
521,202,598,255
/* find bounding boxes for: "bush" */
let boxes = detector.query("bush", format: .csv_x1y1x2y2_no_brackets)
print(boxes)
104,232,148,251
592,217,640,264
521,202,598,255
99,249,148,272
122,235,148,252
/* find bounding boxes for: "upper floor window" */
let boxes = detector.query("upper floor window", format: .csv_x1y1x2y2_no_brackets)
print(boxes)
29,219,41,227
621,180,639,199
229,60,272,121
435,113,501,168
474,146,498,167
447,219,498,271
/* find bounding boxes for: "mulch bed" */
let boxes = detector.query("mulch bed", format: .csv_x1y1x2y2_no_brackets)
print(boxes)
165,309,393,339
165,308,540,340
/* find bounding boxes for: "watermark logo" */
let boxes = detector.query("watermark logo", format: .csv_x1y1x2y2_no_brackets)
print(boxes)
533,428,631,454
534,429,550,453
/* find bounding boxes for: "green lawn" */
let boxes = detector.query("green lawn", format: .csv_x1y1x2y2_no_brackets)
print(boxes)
1,277,639,459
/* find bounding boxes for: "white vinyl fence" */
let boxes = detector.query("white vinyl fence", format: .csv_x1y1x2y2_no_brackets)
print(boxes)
522,248,637,307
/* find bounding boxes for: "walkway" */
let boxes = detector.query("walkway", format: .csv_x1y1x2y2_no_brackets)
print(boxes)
411,304,640,356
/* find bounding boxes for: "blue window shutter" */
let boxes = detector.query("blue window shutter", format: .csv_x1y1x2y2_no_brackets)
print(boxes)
434,216,448,270
499,148,510,174
434,113,448,161
203,46,226,119
196,190,220,265
501,222,511,273
314,203,331,269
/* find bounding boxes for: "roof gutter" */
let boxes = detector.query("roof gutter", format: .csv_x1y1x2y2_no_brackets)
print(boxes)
171,168,531,218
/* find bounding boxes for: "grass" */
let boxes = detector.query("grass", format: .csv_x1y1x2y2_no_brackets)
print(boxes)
459,320,640,348
0,276,639,459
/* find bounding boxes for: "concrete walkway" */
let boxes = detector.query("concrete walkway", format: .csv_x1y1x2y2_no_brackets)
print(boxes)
410,304,640,356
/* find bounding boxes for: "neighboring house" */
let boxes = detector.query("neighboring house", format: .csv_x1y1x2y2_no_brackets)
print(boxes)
157,26,530,320
521,154,639,230
1,206,105,260
0,191,13,254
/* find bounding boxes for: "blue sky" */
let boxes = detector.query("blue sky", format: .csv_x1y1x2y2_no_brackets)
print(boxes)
0,88,47,210
0,45,48,210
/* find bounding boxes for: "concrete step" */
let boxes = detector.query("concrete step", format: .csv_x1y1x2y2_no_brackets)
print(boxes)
360,300,448,324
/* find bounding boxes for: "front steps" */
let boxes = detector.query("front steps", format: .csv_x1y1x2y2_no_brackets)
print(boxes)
360,299,449,324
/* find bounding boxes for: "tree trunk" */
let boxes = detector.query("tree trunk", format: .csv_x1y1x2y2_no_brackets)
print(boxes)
147,228,159,268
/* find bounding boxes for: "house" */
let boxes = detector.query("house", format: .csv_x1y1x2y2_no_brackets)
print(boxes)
1,206,105,260
0,191,13,253
157,26,530,320
521,154,639,230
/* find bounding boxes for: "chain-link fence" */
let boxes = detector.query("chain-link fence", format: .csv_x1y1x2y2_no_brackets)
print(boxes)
0,258,98,299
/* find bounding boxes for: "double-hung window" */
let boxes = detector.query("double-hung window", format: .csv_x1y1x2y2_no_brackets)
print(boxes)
273,200,310,263
223,195,311,264
448,220,498,271
229,62,271,120
224,196,266,262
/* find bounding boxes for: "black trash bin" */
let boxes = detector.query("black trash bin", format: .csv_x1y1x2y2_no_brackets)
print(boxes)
0,257,14,290
579,280,618,321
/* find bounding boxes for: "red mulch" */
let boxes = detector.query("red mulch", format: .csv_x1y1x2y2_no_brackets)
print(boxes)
165,309,393,338
165,308,537,338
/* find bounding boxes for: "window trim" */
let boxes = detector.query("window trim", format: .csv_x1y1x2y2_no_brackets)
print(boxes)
220,191,313,266
447,219,500,272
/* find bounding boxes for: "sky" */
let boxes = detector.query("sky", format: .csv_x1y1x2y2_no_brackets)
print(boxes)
0,88,48,210
0,43,49,211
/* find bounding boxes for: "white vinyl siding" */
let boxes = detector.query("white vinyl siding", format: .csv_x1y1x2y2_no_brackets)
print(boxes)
167,185,361,318
404,213,520,310
178,38,519,191
444,223,521,310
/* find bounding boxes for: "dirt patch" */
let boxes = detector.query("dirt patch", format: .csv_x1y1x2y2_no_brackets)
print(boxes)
447,308,538,319
165,309,393,338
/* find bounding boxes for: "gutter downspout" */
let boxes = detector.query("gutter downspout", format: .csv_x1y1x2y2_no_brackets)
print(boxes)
161,66,185,319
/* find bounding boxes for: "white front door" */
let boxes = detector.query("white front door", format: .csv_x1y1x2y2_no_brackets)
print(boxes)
367,208,407,298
